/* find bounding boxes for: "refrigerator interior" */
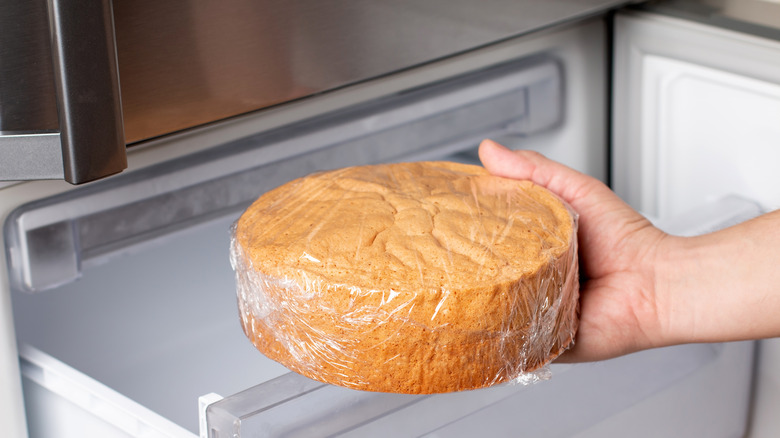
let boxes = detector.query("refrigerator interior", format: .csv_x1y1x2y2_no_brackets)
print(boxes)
0,15,762,437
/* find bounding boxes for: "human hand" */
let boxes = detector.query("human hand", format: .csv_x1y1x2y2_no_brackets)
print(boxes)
479,139,672,362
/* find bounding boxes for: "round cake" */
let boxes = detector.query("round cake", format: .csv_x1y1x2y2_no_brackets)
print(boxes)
231,161,579,394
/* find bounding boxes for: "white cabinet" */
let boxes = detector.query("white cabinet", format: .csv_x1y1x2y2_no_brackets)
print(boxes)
612,10,780,437
613,11,780,217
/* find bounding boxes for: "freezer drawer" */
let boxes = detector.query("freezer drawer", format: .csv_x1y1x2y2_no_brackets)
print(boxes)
11,199,757,437
203,344,752,438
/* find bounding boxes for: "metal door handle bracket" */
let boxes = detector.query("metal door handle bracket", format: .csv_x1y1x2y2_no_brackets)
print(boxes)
0,0,126,184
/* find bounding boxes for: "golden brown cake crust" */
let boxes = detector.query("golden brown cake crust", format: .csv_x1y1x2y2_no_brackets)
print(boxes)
232,161,579,394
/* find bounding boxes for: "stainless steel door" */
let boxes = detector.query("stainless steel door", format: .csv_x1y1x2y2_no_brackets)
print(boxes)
0,0,632,184
0,0,125,183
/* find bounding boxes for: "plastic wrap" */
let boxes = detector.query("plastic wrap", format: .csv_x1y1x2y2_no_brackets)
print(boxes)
230,161,579,394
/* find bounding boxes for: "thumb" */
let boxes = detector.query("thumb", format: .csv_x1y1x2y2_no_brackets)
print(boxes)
478,139,649,252
478,139,599,209
478,139,626,221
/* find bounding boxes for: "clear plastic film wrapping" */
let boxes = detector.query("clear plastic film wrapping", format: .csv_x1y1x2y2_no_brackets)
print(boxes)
230,161,579,394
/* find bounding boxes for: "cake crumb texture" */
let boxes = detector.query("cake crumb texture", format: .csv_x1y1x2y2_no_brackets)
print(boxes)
232,161,579,394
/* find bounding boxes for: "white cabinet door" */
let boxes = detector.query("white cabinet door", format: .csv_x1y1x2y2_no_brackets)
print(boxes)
612,11,780,438
612,11,780,217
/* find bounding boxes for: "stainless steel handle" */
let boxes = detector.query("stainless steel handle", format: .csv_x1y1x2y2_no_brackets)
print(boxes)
0,0,126,184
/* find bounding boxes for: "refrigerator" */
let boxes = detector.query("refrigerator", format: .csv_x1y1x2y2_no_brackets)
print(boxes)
1,1,779,436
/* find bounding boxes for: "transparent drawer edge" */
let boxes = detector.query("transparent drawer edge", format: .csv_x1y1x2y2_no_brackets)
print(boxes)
199,371,428,438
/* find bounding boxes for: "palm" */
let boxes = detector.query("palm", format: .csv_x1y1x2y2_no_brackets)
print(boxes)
561,176,667,361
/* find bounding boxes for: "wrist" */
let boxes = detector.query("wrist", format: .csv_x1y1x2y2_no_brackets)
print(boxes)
651,233,691,348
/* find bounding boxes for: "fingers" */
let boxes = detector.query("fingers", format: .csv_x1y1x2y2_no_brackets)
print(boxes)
478,139,653,274
479,140,615,221
478,139,603,210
